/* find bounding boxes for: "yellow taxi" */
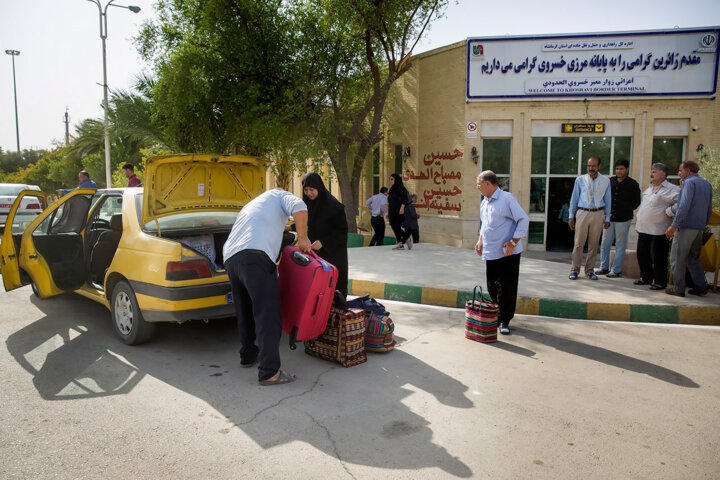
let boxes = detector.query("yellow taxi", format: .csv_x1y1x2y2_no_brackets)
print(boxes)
1,154,267,344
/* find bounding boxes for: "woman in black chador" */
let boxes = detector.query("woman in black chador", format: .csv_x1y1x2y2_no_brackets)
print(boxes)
387,173,410,249
302,172,349,297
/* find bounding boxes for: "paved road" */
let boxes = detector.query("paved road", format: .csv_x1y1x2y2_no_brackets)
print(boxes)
1,286,719,479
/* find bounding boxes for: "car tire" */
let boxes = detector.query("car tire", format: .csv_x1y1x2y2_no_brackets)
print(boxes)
30,280,40,298
111,280,156,345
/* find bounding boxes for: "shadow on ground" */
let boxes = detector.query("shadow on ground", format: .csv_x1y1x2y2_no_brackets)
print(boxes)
512,325,699,388
6,292,473,477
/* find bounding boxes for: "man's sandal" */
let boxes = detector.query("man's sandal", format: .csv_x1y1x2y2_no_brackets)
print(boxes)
259,370,296,386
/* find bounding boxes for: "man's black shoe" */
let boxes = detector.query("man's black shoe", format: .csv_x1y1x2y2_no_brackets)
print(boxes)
688,288,708,296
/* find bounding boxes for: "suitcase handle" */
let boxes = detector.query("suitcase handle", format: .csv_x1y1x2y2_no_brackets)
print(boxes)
311,294,320,316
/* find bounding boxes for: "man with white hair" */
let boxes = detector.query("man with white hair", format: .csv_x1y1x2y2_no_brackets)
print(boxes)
634,163,679,290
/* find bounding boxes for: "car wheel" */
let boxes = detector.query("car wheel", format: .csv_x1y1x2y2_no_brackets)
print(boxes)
30,280,40,297
111,280,156,345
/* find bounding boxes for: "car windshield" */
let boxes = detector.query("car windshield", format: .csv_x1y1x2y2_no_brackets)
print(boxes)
134,193,238,232
0,185,27,196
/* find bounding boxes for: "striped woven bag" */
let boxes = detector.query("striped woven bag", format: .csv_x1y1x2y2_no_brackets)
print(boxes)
464,285,499,343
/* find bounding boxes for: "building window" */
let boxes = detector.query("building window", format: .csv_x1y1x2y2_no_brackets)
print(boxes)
530,178,546,213
614,137,632,165
394,145,403,175
529,221,545,244
482,138,511,190
652,137,685,183
531,137,548,174
372,146,380,193
582,137,612,175
549,137,580,174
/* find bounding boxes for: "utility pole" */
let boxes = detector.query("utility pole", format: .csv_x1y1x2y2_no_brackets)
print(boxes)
5,49,21,152
64,108,71,146
86,0,141,188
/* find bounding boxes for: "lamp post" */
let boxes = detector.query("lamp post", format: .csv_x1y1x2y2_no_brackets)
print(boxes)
86,0,141,188
5,49,21,153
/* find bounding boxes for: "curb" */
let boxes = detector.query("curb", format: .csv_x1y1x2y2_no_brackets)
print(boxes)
348,278,720,326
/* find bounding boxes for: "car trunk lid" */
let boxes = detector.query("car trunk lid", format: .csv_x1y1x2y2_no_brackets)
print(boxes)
141,154,267,225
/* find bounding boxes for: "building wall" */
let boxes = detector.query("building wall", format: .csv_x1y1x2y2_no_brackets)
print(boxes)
385,40,720,250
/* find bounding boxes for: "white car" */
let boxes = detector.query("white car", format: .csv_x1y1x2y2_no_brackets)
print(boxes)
0,183,43,231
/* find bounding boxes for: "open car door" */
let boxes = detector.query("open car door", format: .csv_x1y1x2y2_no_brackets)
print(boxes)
1,190,47,291
1,189,94,297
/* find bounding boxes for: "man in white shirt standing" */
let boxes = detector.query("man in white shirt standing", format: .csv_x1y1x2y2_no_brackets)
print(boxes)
634,163,680,290
366,187,388,246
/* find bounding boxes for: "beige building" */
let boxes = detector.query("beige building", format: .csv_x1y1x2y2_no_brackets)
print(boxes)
365,27,720,251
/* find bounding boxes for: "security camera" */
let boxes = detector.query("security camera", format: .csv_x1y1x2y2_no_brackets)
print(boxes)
692,125,699,131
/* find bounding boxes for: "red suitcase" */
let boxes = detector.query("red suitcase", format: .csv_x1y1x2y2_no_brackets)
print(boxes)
278,246,338,350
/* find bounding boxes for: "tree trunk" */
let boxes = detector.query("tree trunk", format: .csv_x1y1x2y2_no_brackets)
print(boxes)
338,171,358,233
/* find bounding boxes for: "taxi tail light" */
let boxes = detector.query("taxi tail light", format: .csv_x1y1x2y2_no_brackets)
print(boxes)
166,259,212,280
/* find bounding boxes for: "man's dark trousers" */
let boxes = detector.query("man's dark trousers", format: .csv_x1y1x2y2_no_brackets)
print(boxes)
636,232,670,287
486,253,521,326
369,215,385,246
225,249,282,381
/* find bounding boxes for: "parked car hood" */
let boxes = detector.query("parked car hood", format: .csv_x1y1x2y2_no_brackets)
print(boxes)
141,154,267,225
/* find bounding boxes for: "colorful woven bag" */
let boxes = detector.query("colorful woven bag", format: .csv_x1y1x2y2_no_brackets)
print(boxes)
305,307,367,367
364,313,397,352
464,285,499,343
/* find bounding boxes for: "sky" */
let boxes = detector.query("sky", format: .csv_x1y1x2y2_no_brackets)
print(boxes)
1,0,720,153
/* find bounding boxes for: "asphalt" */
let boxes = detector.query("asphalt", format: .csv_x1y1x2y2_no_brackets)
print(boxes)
2,288,720,479
347,242,720,325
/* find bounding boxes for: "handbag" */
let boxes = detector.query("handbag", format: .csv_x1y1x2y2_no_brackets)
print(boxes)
364,313,396,352
304,307,367,367
464,285,499,343
346,295,389,316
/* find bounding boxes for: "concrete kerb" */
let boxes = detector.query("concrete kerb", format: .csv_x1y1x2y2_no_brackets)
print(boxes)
348,278,720,325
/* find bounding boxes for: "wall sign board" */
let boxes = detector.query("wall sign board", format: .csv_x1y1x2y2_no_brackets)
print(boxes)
467,28,720,101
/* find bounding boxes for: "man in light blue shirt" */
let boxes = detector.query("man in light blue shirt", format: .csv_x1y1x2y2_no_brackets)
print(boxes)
476,171,529,334
223,189,311,386
665,160,713,296
568,156,612,280
56,170,98,195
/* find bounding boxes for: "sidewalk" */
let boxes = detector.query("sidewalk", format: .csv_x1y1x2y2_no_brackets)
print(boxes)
348,243,720,325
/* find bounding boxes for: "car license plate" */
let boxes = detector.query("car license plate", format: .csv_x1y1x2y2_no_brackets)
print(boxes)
227,292,233,304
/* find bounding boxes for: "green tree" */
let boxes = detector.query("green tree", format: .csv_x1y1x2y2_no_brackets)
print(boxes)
139,0,448,230
696,146,720,212
65,85,166,187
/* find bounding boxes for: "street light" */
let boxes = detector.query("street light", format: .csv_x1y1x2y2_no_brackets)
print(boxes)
85,0,141,188
5,49,21,153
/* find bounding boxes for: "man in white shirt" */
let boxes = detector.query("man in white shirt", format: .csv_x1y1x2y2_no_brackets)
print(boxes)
223,189,311,386
366,187,388,246
634,163,680,290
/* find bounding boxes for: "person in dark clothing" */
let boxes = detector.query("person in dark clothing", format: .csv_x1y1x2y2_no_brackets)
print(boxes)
386,173,410,250
400,193,420,249
302,172,349,297
597,159,641,277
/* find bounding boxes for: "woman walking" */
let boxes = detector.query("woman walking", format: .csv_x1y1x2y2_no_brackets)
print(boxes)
387,173,410,250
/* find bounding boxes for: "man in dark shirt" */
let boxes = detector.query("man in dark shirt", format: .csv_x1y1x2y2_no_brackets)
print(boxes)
597,159,641,278
122,163,142,187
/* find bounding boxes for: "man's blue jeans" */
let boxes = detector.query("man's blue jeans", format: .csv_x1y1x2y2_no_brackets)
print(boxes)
600,220,631,274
